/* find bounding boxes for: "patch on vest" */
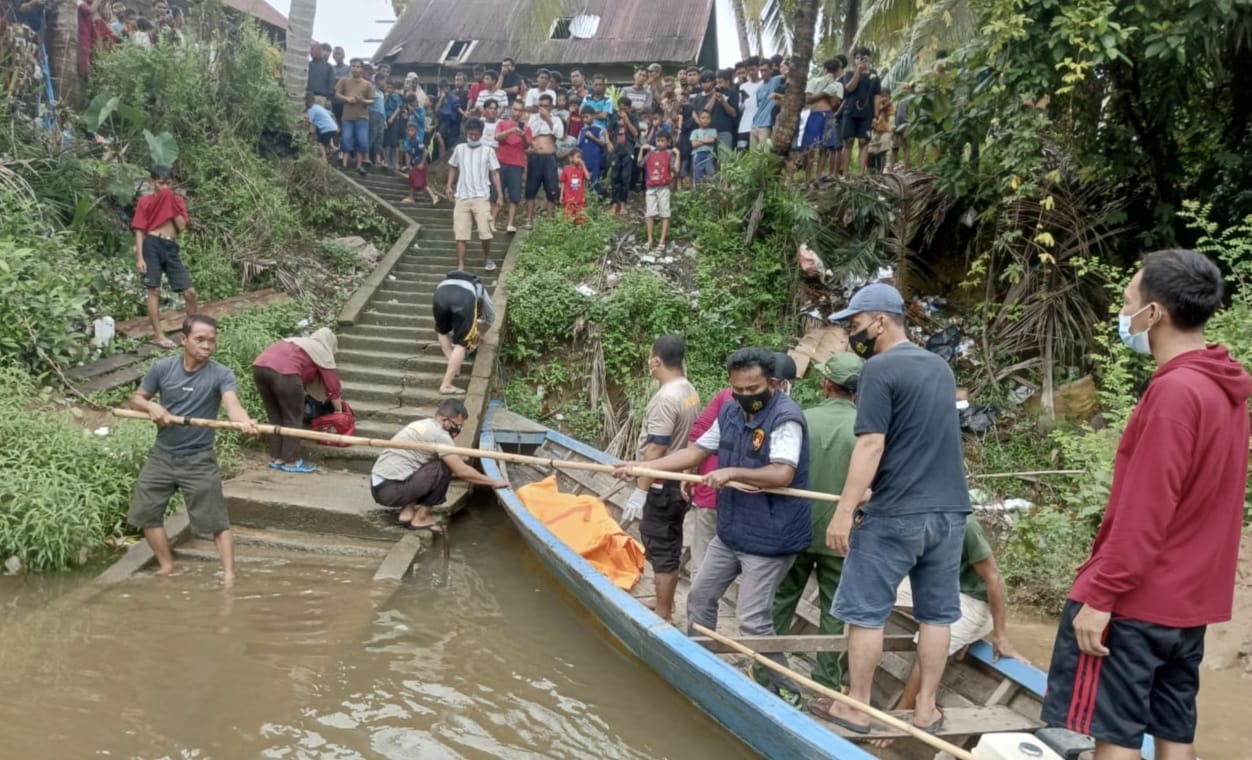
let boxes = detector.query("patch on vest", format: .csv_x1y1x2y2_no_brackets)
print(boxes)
752,428,766,452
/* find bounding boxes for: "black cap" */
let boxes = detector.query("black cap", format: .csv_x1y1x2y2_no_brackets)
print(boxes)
771,352,797,382
150,165,173,179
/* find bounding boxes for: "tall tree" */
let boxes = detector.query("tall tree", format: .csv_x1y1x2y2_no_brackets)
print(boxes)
282,0,316,100
771,0,818,160
730,0,751,58
51,0,80,108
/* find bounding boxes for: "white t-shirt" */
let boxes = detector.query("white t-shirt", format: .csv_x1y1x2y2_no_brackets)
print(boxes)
481,118,500,149
526,112,565,139
447,142,500,200
371,418,453,483
474,88,509,111
738,81,762,133
695,419,803,467
524,88,557,108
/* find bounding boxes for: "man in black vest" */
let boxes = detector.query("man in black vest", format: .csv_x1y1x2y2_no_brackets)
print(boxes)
617,347,811,703
432,270,495,395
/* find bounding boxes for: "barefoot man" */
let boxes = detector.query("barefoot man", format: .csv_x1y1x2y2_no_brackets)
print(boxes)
128,315,259,586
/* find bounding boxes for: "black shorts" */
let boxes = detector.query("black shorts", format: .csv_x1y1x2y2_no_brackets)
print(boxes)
499,164,524,204
371,459,452,508
317,129,338,147
524,153,559,202
639,482,688,574
1041,599,1206,748
432,285,477,346
841,113,873,141
141,235,193,292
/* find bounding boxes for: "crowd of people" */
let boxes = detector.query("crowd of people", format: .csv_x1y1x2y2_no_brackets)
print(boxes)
5,0,185,78
302,48,918,253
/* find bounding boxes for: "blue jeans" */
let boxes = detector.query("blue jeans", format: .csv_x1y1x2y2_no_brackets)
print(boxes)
692,151,716,184
833,510,965,628
687,535,799,694
341,119,369,155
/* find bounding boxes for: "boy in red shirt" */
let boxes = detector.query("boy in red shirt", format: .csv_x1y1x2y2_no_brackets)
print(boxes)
560,149,591,224
132,166,195,349
639,132,677,251
1042,249,1251,759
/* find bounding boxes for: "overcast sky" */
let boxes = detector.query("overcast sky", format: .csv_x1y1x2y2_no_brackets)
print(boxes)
273,0,746,68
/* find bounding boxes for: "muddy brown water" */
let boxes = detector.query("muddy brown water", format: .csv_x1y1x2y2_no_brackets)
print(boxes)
0,503,754,760
3,503,1249,759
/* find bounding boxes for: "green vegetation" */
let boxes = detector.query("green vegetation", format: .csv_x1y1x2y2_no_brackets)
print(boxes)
0,11,396,571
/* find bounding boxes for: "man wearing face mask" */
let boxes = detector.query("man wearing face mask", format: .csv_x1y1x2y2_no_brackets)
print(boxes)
620,336,700,622
754,351,862,699
816,282,970,735
370,399,508,531
770,351,797,394
616,347,811,702
1041,250,1249,760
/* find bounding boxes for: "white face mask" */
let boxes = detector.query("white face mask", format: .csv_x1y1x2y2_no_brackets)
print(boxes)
1117,303,1155,355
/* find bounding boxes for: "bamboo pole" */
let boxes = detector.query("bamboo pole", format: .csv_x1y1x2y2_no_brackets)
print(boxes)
969,469,1082,480
110,409,844,504
692,624,976,760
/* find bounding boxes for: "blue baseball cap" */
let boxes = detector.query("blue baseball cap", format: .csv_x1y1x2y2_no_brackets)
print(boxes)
830,282,905,321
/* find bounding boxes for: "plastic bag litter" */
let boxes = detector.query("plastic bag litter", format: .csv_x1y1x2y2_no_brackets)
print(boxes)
959,404,1000,435
926,325,963,363
797,244,829,282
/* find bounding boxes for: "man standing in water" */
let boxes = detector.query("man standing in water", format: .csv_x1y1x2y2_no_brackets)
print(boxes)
1043,249,1250,760
619,336,700,622
819,283,970,734
617,348,811,702
128,315,259,586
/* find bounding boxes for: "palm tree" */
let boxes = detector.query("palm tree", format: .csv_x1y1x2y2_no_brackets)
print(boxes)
771,0,819,159
282,0,316,100
730,0,752,58
51,0,80,108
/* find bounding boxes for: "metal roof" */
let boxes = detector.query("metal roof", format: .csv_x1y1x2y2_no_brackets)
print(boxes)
372,0,715,68
221,0,289,32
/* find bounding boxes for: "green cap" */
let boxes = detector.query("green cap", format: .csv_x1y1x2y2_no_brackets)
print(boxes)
816,351,863,386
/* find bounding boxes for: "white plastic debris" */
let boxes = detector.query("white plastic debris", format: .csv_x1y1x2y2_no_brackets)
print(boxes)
4,556,21,575
93,426,110,437
1008,385,1034,405
91,316,115,349
639,255,657,264
575,284,598,297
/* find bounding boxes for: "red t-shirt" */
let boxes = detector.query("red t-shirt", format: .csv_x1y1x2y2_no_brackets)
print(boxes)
560,165,587,207
494,119,526,167
645,149,673,188
568,113,583,138
467,82,484,108
131,188,189,233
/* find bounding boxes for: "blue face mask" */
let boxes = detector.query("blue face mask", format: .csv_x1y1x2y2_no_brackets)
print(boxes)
1117,303,1155,354
466,138,482,148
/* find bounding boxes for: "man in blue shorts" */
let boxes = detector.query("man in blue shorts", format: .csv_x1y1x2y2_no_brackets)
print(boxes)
815,283,970,735
335,59,376,175
800,57,844,182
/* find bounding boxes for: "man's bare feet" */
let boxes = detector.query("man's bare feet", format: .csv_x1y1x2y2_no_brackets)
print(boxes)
398,506,415,524
221,572,236,589
154,564,175,576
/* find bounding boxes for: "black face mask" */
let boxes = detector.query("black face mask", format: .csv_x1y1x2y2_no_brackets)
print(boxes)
733,390,772,416
849,327,878,359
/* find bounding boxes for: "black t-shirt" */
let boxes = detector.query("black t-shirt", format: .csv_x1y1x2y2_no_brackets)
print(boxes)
854,343,971,516
841,69,880,117
502,71,523,93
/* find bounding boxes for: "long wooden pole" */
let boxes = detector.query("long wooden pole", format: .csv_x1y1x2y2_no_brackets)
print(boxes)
692,624,976,760
110,409,844,503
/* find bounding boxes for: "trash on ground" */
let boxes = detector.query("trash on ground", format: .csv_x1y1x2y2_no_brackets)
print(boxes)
959,404,1000,434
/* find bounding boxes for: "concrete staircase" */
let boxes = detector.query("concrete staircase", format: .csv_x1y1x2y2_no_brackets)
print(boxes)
314,168,501,472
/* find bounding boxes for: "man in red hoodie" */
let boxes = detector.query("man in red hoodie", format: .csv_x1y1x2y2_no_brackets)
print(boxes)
1042,249,1251,759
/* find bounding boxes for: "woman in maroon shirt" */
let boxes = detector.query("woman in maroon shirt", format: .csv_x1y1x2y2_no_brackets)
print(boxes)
252,328,344,473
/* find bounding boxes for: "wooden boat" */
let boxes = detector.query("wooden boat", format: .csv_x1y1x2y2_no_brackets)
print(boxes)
480,402,1158,760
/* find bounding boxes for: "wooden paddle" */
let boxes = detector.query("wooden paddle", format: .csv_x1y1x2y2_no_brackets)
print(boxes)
692,624,977,760
110,409,845,503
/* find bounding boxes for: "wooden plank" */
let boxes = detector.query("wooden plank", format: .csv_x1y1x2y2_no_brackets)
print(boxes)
114,289,291,338
693,633,917,654
66,344,155,380
826,705,1042,740
72,365,149,396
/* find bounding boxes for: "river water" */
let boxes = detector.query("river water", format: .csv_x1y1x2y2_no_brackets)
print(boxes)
0,504,754,759
2,502,1249,759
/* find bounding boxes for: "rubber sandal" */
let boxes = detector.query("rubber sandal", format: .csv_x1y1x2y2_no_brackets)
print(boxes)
154,337,177,349
268,460,283,470
438,387,464,396
406,522,442,532
279,459,317,473
913,709,944,735
484,259,497,271
807,702,871,734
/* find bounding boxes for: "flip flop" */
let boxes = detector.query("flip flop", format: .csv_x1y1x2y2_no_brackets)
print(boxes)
484,259,497,271
154,337,177,349
279,459,318,473
807,702,871,734
268,460,283,470
406,521,443,532
913,709,944,735
438,387,464,396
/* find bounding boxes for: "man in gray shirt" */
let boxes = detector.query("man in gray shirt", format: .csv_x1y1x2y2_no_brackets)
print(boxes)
815,283,970,735
128,314,258,587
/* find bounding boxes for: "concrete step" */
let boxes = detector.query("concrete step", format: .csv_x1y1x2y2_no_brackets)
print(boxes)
342,394,455,423
337,331,422,353
358,310,436,328
224,467,470,536
340,380,458,410
338,357,462,384
361,300,434,318
337,346,445,368
340,323,423,340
